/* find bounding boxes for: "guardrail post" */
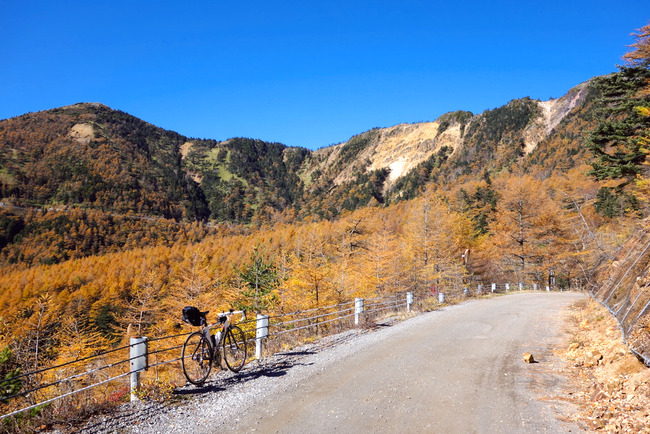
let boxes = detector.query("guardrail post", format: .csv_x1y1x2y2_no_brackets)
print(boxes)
406,292,413,312
129,337,148,402
355,298,364,325
256,314,269,359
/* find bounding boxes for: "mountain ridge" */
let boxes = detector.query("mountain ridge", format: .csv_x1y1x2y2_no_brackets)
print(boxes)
1,77,600,230
314,79,593,191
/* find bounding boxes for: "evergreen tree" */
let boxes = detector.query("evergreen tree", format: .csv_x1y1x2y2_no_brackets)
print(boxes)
233,248,280,313
0,347,22,402
587,25,650,216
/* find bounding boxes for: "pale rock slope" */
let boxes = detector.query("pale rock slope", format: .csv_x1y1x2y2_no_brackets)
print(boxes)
523,81,591,154
314,120,463,186
319,80,592,187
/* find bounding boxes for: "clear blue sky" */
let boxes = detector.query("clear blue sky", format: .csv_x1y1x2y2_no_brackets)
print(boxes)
1,1,648,149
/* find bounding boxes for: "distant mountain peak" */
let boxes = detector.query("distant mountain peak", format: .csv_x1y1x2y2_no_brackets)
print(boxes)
61,102,110,110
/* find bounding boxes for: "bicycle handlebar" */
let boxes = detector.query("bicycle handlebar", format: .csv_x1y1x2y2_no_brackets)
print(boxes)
218,309,246,322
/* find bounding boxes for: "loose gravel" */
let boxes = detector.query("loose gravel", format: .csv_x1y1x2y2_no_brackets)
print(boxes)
78,311,434,433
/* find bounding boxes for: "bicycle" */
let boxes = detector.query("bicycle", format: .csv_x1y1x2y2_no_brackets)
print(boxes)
181,307,247,385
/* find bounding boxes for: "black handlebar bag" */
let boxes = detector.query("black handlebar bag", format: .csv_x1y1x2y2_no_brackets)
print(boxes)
182,306,206,326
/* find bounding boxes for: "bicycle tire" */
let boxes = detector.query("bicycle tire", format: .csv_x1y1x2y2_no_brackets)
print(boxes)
181,331,213,385
222,325,247,372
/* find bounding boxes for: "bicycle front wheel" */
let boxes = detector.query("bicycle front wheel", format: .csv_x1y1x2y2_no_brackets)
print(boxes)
223,325,247,372
182,331,213,385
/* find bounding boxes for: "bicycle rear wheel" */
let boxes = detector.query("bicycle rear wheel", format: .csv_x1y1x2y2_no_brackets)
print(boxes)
223,325,247,372
182,331,213,385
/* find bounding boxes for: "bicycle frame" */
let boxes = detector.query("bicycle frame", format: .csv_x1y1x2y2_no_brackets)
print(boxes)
181,309,247,384
202,310,245,351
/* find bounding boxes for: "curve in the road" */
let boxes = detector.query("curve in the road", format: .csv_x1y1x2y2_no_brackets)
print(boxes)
232,292,585,433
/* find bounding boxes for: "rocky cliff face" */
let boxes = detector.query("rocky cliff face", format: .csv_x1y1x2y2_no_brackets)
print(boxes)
313,80,593,190
314,121,460,185
523,81,592,154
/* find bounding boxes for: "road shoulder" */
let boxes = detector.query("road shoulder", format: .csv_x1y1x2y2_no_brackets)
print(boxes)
558,297,650,432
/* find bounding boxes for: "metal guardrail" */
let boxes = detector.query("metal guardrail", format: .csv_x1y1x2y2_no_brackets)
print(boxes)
0,283,563,421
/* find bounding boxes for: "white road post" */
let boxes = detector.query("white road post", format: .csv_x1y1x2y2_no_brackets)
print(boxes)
505,283,510,292
129,337,148,402
256,314,269,360
355,298,364,325
491,283,496,293
406,292,414,312
519,282,523,291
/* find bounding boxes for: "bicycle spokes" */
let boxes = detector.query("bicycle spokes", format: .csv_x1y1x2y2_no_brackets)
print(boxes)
223,326,247,372
182,331,213,385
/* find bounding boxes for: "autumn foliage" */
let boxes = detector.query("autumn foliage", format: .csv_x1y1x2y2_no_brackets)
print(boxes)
1,21,650,428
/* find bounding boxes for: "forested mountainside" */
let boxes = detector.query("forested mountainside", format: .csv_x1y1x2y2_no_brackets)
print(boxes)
0,74,608,271
1,78,596,223
1,25,649,412
0,23,649,432
0,74,624,270
0,103,209,221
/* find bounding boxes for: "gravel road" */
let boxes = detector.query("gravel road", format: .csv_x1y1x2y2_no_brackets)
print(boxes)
82,292,586,433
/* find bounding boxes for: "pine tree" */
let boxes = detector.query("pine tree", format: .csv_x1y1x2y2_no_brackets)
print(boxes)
587,24,650,216
233,248,280,313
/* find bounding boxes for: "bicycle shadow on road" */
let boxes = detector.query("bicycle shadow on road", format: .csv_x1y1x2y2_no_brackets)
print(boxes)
173,381,226,396
174,351,316,397
223,353,315,385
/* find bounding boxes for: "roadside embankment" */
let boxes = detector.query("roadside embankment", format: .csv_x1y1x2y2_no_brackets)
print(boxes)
561,297,650,432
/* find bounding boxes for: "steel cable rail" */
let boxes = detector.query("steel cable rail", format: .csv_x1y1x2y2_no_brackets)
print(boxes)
364,300,405,315
365,296,404,308
367,303,405,315
264,301,356,322
147,331,191,343
267,295,407,339
0,340,136,387
271,312,357,337
0,351,150,422
476,282,549,293
147,343,184,359
0,371,132,422
0,337,158,405
269,305,355,330
270,306,355,329
365,295,403,307
0,334,190,419
0,291,423,421
367,297,404,309
0,354,132,405
148,356,183,371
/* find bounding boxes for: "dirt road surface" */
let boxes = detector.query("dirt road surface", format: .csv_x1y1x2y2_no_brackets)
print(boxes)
231,292,586,433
